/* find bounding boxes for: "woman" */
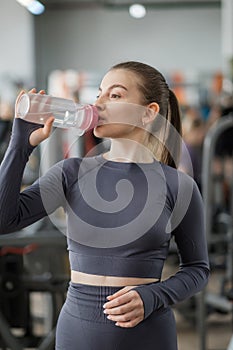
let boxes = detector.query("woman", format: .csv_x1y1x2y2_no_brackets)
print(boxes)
0,61,209,349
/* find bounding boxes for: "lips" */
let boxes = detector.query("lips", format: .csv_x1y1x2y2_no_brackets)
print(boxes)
97,116,107,125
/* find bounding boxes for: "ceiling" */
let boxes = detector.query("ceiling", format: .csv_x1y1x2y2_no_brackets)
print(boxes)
40,0,221,10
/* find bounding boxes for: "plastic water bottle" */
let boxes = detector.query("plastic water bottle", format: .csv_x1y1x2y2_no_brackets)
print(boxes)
16,93,99,135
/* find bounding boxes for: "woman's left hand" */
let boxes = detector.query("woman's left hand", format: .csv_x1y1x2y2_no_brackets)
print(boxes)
103,286,144,328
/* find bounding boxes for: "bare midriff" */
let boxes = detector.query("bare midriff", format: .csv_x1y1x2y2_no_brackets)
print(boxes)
71,270,159,287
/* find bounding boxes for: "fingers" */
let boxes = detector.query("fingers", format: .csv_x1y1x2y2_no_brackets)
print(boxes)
15,87,54,147
42,116,55,136
103,289,144,328
104,299,137,317
104,290,143,314
106,303,143,328
106,286,135,300
104,288,136,307
15,88,47,119
115,316,143,328
28,88,46,95
29,88,37,93
106,309,136,321
29,116,55,147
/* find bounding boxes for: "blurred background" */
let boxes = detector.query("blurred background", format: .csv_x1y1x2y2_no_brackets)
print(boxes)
0,1,233,349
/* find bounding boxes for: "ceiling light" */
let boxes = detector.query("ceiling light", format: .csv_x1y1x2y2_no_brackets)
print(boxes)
129,4,146,19
16,0,45,15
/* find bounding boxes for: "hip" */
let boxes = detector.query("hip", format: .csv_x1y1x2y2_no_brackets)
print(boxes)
56,283,177,349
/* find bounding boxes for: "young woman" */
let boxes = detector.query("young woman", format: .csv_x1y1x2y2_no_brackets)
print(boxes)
0,61,209,349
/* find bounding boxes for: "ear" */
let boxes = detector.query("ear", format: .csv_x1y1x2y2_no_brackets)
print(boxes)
142,102,160,125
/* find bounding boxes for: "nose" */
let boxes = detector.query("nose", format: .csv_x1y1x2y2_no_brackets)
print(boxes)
94,97,105,112
95,104,105,113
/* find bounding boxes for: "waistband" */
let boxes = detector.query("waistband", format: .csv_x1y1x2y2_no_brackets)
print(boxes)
66,282,122,324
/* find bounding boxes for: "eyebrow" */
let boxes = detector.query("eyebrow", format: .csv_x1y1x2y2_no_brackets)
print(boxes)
98,84,128,92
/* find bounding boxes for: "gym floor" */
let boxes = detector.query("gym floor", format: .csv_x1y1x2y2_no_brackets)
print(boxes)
176,301,232,350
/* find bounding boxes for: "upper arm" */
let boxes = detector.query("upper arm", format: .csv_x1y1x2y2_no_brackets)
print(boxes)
170,174,209,268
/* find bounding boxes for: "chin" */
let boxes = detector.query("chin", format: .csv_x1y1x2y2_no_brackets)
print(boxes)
93,125,110,139
94,124,135,139
93,123,135,139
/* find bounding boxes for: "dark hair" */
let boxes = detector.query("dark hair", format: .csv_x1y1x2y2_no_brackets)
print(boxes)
110,61,182,168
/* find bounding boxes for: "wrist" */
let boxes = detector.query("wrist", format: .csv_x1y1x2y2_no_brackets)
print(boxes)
132,285,157,319
12,118,42,149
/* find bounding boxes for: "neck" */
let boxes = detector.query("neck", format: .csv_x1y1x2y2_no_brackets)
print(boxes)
103,138,154,163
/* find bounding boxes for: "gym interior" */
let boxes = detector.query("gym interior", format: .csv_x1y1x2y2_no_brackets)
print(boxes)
0,0,233,349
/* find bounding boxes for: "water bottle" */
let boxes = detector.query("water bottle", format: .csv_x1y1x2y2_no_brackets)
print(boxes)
16,93,99,135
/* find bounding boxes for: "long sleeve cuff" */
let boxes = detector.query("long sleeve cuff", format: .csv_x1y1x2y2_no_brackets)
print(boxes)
133,283,157,319
133,264,210,320
9,117,43,151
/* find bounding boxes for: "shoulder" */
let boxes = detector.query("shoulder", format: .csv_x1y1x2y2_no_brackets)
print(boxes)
160,162,195,185
159,163,198,207
161,164,204,233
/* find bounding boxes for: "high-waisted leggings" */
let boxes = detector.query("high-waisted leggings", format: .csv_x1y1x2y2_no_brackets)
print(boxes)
56,283,178,350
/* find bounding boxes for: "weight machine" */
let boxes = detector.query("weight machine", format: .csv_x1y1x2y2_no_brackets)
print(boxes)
198,115,233,350
0,223,69,350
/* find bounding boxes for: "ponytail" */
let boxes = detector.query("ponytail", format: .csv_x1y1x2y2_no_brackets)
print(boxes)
147,89,182,169
160,89,182,168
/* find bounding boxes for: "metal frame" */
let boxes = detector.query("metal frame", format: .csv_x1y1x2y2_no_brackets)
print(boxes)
0,229,68,350
199,115,233,350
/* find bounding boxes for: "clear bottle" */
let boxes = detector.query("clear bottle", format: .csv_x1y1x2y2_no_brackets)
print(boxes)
16,93,99,135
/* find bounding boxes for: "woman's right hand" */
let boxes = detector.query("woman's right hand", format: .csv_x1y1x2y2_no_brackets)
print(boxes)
15,88,55,147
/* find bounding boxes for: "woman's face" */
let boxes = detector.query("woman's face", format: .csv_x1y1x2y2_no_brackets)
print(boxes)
93,69,147,139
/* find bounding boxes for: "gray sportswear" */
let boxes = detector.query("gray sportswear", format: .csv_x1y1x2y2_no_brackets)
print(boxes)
0,119,209,348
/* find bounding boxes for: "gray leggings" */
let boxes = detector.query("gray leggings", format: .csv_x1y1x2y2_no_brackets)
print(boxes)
56,283,178,350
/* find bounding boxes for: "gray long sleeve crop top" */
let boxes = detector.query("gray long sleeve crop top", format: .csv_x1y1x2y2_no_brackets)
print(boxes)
0,118,210,319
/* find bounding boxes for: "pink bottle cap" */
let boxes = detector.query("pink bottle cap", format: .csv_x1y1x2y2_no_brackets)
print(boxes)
80,105,99,131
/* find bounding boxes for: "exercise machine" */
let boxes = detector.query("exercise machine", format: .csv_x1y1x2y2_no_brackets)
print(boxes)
0,222,69,350
198,115,233,350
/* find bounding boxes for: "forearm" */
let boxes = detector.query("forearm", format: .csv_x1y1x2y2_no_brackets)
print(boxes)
0,119,44,233
133,263,209,319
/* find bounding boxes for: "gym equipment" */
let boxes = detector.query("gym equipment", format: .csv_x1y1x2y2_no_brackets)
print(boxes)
198,115,233,350
0,224,69,350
